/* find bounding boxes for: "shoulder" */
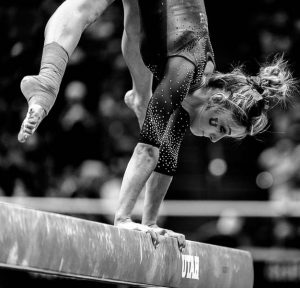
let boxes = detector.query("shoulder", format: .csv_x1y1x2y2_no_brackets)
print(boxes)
204,60,215,75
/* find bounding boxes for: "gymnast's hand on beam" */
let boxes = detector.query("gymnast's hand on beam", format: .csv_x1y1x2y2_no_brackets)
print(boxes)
147,224,186,252
116,219,161,248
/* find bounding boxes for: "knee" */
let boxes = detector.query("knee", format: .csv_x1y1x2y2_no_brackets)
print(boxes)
71,0,114,27
123,18,140,43
135,143,159,166
123,24,140,42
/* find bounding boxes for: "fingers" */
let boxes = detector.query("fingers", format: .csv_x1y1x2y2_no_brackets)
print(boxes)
135,225,162,248
116,221,185,250
146,229,161,248
176,234,186,252
146,226,186,251
116,221,162,248
165,230,186,252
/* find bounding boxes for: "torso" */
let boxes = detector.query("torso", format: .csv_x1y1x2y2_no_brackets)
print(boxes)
137,0,215,175
138,0,215,90
138,0,208,52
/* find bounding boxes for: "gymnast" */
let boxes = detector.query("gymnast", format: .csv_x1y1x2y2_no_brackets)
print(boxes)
18,0,295,250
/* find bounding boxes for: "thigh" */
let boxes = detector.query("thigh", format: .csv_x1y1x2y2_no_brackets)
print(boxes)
123,0,140,35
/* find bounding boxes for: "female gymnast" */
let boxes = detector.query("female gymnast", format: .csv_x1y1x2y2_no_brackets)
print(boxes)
115,0,295,249
18,0,295,249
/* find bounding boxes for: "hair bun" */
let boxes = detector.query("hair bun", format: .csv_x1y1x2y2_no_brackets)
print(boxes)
259,56,296,102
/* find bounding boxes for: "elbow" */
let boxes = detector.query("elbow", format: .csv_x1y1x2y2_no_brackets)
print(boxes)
135,143,159,168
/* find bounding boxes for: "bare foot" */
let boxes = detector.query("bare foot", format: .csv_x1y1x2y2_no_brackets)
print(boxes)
18,104,46,143
18,75,57,142
124,90,150,129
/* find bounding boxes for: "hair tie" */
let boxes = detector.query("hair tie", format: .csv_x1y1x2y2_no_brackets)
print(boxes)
247,76,264,94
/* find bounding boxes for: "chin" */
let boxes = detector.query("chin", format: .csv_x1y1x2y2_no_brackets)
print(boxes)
190,127,202,137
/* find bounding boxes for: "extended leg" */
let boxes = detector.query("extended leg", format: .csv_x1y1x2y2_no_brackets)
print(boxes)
18,0,115,142
122,0,153,128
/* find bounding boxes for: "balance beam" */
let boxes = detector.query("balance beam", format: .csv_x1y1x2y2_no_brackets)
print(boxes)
0,202,254,288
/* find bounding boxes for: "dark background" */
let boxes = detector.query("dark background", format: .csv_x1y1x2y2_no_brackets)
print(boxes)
0,0,300,287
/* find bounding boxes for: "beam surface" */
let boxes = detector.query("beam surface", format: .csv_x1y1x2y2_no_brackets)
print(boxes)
0,202,253,288
1,196,299,217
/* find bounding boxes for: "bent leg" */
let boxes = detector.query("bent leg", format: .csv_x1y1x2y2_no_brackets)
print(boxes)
122,0,153,128
18,0,115,142
45,0,115,55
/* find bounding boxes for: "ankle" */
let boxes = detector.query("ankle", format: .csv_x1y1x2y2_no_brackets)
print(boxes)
40,42,68,83
22,42,69,114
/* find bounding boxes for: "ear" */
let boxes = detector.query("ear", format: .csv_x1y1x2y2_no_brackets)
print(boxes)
211,92,225,104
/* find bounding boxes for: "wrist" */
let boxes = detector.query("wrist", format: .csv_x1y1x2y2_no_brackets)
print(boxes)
114,215,132,225
142,220,157,227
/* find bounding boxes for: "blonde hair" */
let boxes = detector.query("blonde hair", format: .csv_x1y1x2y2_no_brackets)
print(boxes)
206,56,296,138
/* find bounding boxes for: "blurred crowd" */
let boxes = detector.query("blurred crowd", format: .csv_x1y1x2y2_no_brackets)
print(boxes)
0,0,137,199
0,0,300,250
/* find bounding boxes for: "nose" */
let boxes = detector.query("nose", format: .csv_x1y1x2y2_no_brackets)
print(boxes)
209,134,224,143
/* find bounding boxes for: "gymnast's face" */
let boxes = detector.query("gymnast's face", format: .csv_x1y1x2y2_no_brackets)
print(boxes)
190,106,246,142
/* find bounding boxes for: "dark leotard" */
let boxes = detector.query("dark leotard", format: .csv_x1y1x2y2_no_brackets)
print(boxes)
138,0,215,175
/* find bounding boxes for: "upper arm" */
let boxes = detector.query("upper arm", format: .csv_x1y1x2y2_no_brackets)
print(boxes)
153,56,196,113
139,56,195,147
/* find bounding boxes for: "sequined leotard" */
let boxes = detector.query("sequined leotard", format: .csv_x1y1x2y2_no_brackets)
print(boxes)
138,0,215,175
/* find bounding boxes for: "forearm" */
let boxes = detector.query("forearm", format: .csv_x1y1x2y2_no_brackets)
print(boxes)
142,172,173,226
114,143,159,224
